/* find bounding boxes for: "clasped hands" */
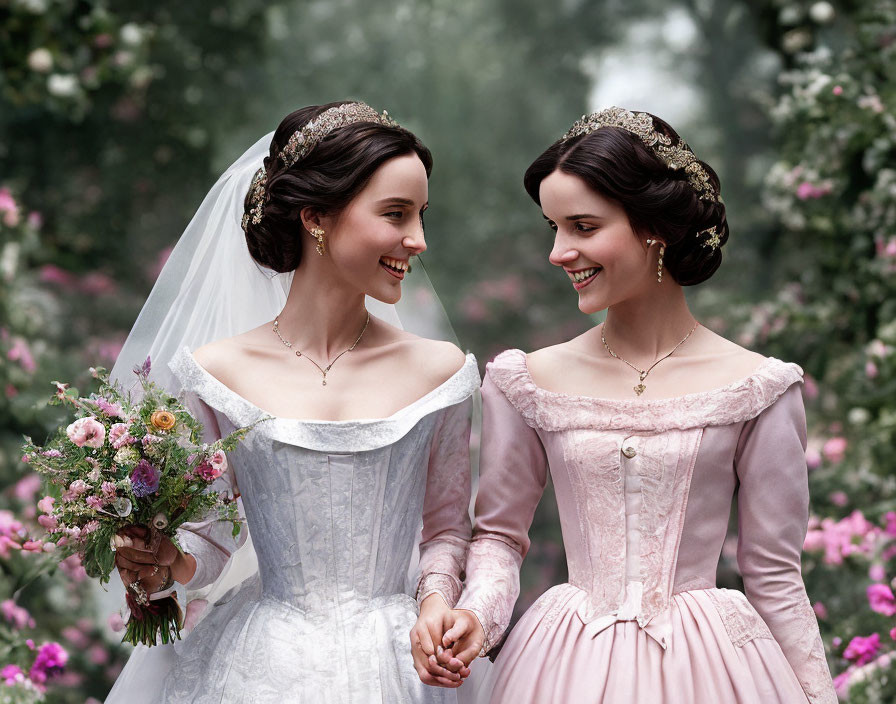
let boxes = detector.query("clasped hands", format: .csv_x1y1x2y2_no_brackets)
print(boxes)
409,594,487,688
113,525,197,596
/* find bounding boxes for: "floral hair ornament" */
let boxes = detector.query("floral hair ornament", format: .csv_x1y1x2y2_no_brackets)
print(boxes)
561,106,722,204
241,102,400,232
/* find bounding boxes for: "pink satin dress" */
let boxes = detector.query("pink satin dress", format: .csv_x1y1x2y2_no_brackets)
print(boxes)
456,349,836,704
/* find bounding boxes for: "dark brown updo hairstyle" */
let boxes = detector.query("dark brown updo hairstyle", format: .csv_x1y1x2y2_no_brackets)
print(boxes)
243,101,433,273
523,112,728,286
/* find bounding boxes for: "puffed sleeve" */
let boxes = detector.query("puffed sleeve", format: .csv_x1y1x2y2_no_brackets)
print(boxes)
415,396,475,608
170,390,247,593
453,369,549,653
735,384,837,704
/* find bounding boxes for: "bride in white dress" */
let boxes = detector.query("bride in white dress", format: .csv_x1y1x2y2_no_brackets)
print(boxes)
103,101,479,703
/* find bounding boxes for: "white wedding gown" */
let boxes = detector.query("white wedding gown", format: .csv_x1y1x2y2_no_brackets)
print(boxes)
105,345,480,703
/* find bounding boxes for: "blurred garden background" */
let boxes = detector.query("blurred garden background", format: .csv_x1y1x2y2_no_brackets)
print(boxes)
1,0,894,701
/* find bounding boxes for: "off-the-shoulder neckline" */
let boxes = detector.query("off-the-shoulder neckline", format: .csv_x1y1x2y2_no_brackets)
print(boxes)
505,347,795,406
485,348,804,433
175,345,478,426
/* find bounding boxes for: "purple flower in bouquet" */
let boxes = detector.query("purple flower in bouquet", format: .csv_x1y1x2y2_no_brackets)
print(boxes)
843,633,881,666
66,416,106,448
28,642,68,684
129,459,160,497
867,584,896,617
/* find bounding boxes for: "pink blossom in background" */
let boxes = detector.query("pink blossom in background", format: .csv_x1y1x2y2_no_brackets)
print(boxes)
804,510,881,564
79,271,118,296
891,627,896,641
865,360,878,378
832,670,851,698
796,180,833,200
1,664,24,685
459,295,489,323
148,244,174,280
5,383,18,398
27,211,42,228
59,554,86,582
7,337,36,372
869,563,886,582
85,496,104,510
36,496,54,514
0,536,22,558
28,641,68,684
0,187,18,213
805,447,822,470
813,601,828,619
1,600,35,629
88,336,125,364
107,612,125,632
823,436,848,463
867,584,896,617
38,264,76,288
802,374,819,400
475,274,525,308
63,479,90,501
832,85,843,95
65,417,106,448
843,633,881,666
830,490,849,507
885,512,896,537
87,644,109,666
13,474,41,502
21,540,44,552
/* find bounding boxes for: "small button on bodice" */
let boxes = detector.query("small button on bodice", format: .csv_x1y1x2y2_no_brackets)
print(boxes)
622,445,637,458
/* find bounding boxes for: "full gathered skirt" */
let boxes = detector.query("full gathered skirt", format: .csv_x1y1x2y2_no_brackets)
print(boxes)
483,584,808,704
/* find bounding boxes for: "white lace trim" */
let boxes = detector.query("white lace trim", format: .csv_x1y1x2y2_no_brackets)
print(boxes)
167,345,480,451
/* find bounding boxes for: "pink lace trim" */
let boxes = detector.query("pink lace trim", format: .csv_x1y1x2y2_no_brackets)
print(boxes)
705,588,774,648
486,349,804,433
454,533,523,653
416,536,467,608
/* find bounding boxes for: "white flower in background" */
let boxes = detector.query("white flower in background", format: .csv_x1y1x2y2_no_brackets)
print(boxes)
809,2,836,24
848,408,871,425
779,5,803,26
14,0,48,13
27,47,53,73
47,73,78,97
120,23,144,46
0,242,20,280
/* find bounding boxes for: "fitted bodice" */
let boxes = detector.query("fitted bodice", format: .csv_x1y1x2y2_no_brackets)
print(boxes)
168,345,480,613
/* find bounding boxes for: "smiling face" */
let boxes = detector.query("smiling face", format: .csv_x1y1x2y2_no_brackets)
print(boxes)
314,152,429,304
540,169,658,314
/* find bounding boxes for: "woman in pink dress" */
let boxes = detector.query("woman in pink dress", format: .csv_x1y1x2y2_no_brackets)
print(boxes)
432,108,837,703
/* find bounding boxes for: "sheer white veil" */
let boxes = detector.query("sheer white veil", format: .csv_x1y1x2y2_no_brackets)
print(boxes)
104,129,462,702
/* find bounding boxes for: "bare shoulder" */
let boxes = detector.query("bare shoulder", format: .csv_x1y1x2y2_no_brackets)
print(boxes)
691,326,768,376
525,329,595,377
371,317,467,384
192,325,270,381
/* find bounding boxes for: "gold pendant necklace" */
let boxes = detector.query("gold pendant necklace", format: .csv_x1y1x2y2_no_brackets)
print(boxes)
272,310,370,386
601,321,699,396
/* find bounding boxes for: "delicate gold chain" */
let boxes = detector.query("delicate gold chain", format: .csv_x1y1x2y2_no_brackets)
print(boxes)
601,321,699,396
272,310,370,386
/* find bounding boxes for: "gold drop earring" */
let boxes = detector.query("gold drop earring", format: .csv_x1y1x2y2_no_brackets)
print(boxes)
646,239,665,284
310,227,326,256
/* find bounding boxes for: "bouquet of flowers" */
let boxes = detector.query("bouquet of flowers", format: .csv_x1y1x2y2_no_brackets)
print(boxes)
20,356,266,647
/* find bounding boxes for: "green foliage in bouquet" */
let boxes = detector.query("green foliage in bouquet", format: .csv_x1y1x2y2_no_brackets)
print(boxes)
20,357,267,646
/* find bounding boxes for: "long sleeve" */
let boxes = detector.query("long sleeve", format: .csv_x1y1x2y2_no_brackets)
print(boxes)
735,384,836,704
415,396,475,608
454,370,548,653
173,390,247,592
